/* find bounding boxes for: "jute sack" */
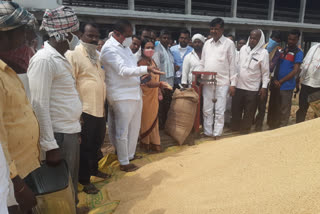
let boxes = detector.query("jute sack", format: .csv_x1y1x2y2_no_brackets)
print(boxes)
165,88,199,145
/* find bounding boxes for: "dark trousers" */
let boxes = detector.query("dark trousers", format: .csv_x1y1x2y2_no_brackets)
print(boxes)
159,89,173,130
231,88,258,133
296,84,320,123
79,112,106,185
254,87,269,130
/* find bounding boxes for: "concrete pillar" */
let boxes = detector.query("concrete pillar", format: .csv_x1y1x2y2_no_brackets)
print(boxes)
231,0,237,18
185,0,192,15
299,0,306,23
132,22,136,34
186,24,192,34
128,0,135,10
299,30,303,48
267,29,272,41
268,0,275,20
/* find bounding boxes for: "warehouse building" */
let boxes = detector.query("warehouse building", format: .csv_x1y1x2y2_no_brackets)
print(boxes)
14,0,320,50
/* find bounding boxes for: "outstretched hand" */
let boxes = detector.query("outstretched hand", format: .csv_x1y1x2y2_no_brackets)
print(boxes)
147,66,165,75
160,81,173,90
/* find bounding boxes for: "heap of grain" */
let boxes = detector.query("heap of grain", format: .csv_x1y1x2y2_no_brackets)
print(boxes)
107,118,320,214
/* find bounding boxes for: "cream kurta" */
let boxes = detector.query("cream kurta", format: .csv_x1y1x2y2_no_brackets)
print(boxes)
66,43,106,117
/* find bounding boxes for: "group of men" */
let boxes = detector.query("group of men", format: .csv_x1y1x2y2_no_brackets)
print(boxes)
1,1,320,214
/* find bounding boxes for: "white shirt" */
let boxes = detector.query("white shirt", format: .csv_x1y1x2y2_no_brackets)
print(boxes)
199,36,237,86
17,73,31,101
236,45,270,91
0,143,17,214
181,50,202,85
28,42,82,152
179,44,188,59
301,46,320,88
100,36,148,102
134,47,142,61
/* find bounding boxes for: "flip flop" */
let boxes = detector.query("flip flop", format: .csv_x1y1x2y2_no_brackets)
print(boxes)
120,164,139,172
83,183,100,195
94,171,111,179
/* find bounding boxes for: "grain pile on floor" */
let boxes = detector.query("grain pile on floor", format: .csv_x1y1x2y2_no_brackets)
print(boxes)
106,118,320,214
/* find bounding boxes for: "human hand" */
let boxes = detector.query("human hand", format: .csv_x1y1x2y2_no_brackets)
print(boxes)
147,66,165,75
273,80,281,88
46,148,62,166
259,88,267,101
229,86,236,96
160,82,173,90
12,176,37,212
158,90,163,101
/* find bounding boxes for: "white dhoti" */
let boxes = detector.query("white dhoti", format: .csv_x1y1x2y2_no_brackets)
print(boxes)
108,99,143,165
203,84,229,137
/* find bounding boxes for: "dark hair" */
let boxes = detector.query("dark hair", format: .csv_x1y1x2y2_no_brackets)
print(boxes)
141,38,154,50
288,29,300,38
113,19,132,34
180,29,190,37
79,22,99,34
132,35,141,41
227,34,235,40
237,37,247,42
210,18,224,28
140,28,151,34
270,31,281,40
159,29,171,37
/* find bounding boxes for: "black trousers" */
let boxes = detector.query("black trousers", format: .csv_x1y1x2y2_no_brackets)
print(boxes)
158,89,173,130
231,88,258,133
296,84,320,123
254,87,268,129
79,112,106,185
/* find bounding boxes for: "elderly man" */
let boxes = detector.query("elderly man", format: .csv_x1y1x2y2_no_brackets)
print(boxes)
66,23,109,194
181,33,205,87
170,29,193,86
231,29,269,134
28,6,83,205
153,29,175,129
199,18,236,139
296,43,320,123
254,31,281,131
0,1,40,213
100,20,163,172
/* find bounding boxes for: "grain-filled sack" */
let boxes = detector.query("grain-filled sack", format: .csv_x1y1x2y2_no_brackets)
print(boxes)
165,88,199,145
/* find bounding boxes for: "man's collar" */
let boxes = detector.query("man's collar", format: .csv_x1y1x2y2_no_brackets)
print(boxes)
0,59,8,72
110,35,125,48
44,42,67,59
211,35,226,44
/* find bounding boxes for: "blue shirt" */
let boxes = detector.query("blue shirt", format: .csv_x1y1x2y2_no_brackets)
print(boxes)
278,48,303,90
170,44,193,84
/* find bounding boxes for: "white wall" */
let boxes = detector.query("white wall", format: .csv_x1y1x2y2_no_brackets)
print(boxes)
13,0,61,10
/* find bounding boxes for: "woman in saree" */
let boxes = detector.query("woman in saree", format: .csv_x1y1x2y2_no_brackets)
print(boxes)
138,38,172,153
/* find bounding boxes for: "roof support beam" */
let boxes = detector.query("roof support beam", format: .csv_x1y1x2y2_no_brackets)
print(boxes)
231,0,238,18
128,0,134,10
185,0,192,15
299,0,306,23
268,0,275,20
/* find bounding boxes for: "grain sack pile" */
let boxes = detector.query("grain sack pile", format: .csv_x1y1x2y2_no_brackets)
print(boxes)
106,118,320,214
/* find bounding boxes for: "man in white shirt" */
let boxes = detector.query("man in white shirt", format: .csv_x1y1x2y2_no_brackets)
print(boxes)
100,20,163,172
231,29,269,134
296,43,320,123
170,29,193,86
130,35,142,61
153,29,175,129
134,29,152,60
28,6,83,205
181,33,205,86
199,18,237,138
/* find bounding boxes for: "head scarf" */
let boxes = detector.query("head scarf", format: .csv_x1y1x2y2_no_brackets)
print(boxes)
0,1,37,31
192,34,205,43
266,38,280,53
243,29,265,69
40,6,79,41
